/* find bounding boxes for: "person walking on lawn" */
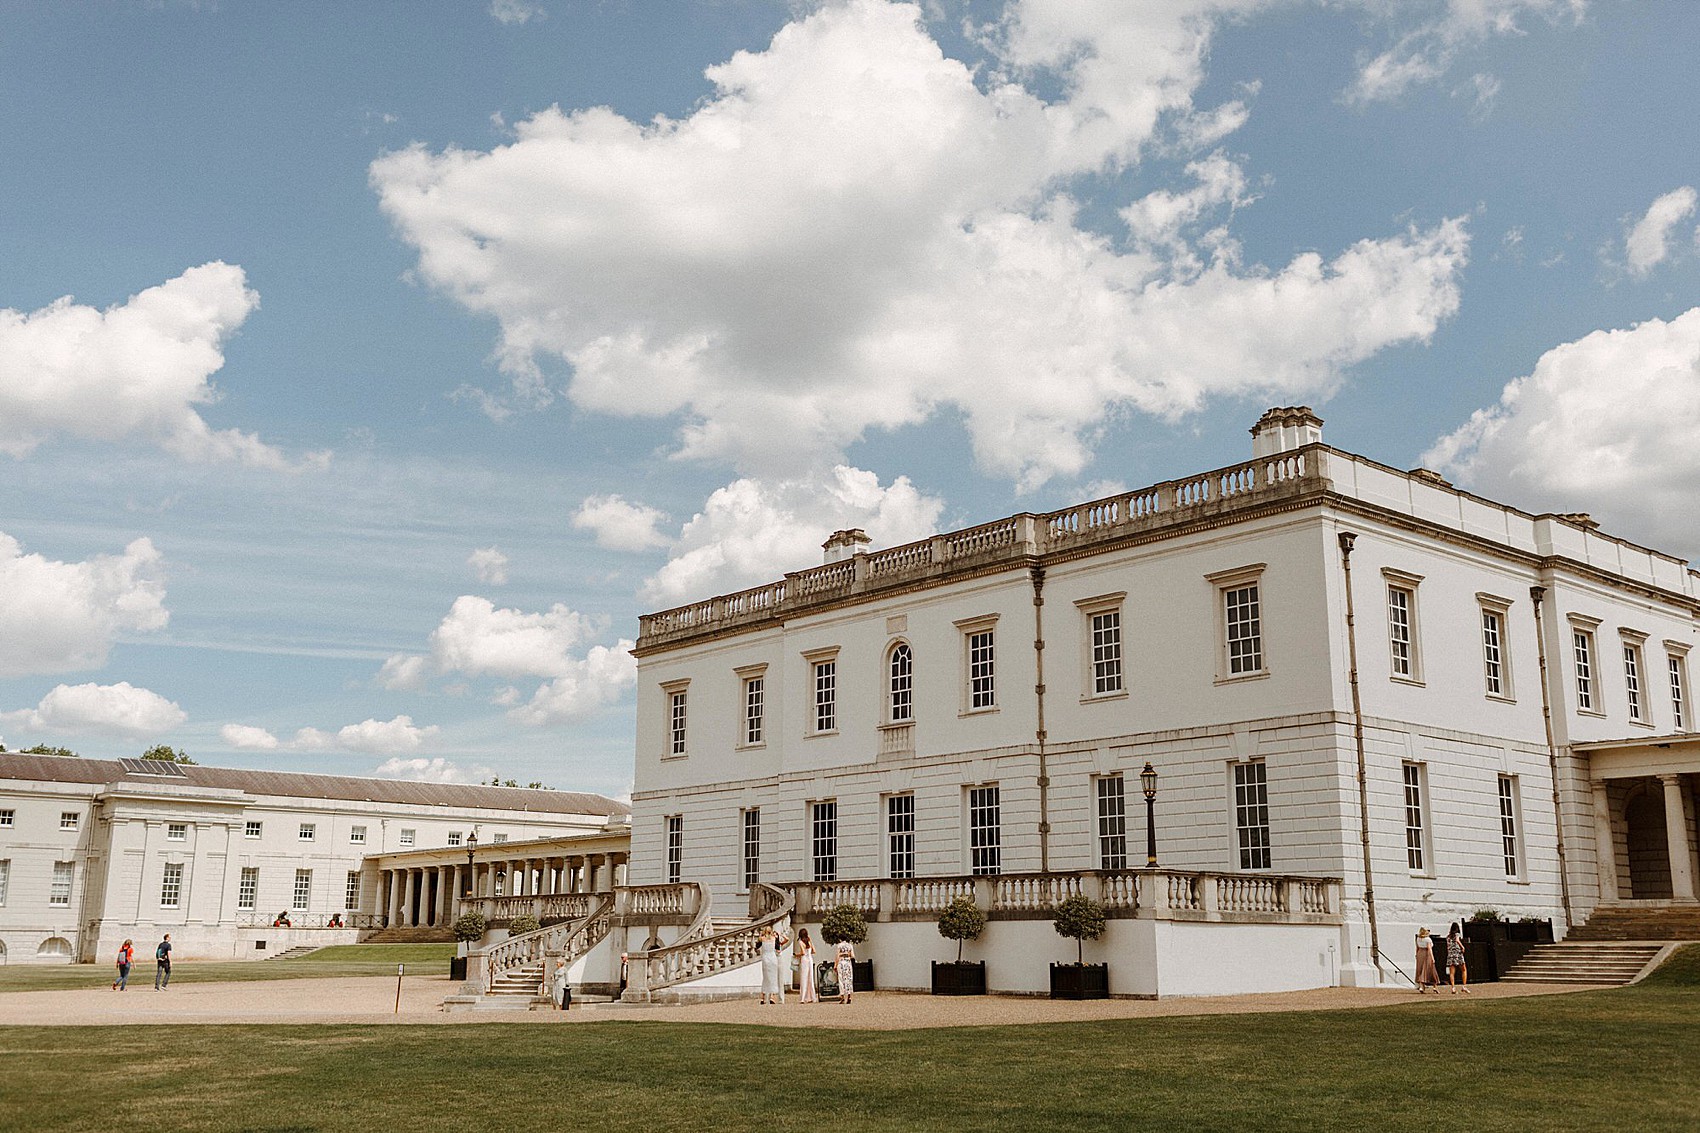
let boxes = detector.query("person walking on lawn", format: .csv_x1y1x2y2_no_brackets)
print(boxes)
153,934,173,990
113,939,133,990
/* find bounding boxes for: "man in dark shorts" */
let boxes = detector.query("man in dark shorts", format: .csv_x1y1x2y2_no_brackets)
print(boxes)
154,934,173,989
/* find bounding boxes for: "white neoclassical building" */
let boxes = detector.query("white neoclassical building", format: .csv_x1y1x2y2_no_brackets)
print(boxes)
624,408,1700,995
0,751,628,962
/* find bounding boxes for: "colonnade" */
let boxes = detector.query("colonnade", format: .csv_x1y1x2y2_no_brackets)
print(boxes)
375,852,630,928
1591,773,1698,902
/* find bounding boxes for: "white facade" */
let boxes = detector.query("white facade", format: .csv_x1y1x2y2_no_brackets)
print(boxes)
0,753,628,962
630,408,1700,988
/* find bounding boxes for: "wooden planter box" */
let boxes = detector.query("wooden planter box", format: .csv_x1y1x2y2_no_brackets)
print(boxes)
931,960,987,995
448,956,468,981
1050,963,1109,1000
1461,919,1553,980
817,958,876,996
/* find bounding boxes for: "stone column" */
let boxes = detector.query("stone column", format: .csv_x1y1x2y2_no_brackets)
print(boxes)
1591,780,1619,903
407,869,421,926
589,854,607,892
387,870,402,927
436,866,450,925
1660,775,1696,900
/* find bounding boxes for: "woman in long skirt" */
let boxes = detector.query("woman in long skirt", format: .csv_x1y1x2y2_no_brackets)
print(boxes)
1414,927,1440,993
834,939,856,1005
797,928,819,1004
758,926,781,1005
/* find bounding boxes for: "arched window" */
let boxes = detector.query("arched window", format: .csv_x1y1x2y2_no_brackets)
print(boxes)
889,642,913,723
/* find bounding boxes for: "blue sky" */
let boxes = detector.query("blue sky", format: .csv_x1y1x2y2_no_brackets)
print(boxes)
1,0,1696,796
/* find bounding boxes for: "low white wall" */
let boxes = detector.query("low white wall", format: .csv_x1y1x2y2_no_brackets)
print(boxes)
1150,921,1340,997
233,927,362,957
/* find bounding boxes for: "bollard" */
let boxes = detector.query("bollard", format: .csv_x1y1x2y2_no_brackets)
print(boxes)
394,962,404,1014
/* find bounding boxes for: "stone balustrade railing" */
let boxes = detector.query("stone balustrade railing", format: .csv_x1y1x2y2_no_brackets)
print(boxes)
466,892,596,924
638,447,1321,650
789,869,1342,924
622,883,794,1001
469,895,615,992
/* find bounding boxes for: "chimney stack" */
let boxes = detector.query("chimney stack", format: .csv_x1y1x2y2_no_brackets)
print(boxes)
822,528,872,564
1250,406,1324,458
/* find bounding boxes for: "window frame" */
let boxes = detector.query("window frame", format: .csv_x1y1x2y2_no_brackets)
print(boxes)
349,824,367,845
60,811,79,831
1381,568,1425,684
398,828,415,848
0,859,8,906
661,678,690,758
244,820,262,839
238,866,258,911
49,861,74,907
1668,643,1690,731
665,815,683,885
1621,631,1651,726
160,862,184,909
297,822,316,842
886,793,916,880
954,614,1001,714
735,663,768,749
1498,774,1524,881
1477,593,1515,702
967,784,1002,876
1569,616,1604,716
1232,760,1272,871
292,868,312,911
1207,564,1269,682
741,808,760,892
0,809,12,829
1403,762,1430,875
345,871,362,911
802,647,841,736
887,639,915,724
810,800,838,882
166,823,187,842
1094,774,1128,870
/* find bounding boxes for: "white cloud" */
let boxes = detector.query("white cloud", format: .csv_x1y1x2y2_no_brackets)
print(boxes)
2,682,186,738
377,653,429,691
512,643,638,726
490,0,542,26
373,0,1469,492
373,756,475,784
1624,187,1697,277
1345,1,1586,106
573,495,671,552
468,546,510,585
0,533,168,678
0,263,317,468
644,465,945,604
220,723,280,750
1424,307,1700,556
291,714,439,755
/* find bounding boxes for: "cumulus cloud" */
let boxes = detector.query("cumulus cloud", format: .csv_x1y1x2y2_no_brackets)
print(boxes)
468,546,510,585
291,714,440,756
644,465,944,604
373,0,1469,491
490,0,542,26
373,756,476,784
2,682,186,738
1623,187,1697,277
378,596,636,725
573,495,671,552
0,533,168,678
1424,307,1700,556
1345,0,1586,106
0,263,318,468
220,723,280,750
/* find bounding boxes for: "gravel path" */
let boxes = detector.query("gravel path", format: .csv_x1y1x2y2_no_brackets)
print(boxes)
0,976,1595,1028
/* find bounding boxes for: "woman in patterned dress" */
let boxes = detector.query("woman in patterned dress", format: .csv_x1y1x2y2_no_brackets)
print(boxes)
834,938,856,1005
1445,922,1470,994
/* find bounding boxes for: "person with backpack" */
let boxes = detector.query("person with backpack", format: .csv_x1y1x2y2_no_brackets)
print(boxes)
113,939,133,990
153,934,173,990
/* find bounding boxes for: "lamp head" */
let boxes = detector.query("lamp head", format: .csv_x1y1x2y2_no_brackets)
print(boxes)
1140,761,1158,800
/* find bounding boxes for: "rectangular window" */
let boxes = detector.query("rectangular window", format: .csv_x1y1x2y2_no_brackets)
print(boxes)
160,862,183,908
1624,642,1645,722
886,794,915,879
492,833,508,844
1387,586,1414,678
60,811,79,831
245,820,262,838
665,815,683,885
345,871,361,911
398,829,415,847
1225,584,1263,675
669,688,688,756
50,861,73,906
298,823,315,842
1573,630,1595,711
292,869,312,910
811,801,838,881
741,809,760,890
238,867,258,910
0,860,9,906
1091,610,1124,695
1498,775,1521,878
1403,763,1427,873
1671,653,1688,730
166,823,187,842
1234,762,1272,870
1095,775,1127,870
1481,609,1506,696
348,825,367,845
968,630,996,709
447,831,462,847
813,660,837,732
744,676,765,745
0,810,11,828
968,786,1001,875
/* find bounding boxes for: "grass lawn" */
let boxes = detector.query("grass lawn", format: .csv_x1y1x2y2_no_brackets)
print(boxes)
1,950,1697,1132
0,943,455,992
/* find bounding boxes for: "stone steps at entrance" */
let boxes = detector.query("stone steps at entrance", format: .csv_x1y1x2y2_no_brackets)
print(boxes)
265,945,321,961
362,926,456,944
1566,905,1700,941
1500,943,1666,985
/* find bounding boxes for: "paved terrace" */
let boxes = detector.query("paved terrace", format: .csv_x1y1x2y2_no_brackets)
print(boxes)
0,973,1592,1028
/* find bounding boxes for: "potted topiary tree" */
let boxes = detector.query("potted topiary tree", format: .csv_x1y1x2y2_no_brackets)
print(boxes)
1050,894,1109,999
451,911,486,980
932,896,987,995
819,903,873,993
506,913,541,939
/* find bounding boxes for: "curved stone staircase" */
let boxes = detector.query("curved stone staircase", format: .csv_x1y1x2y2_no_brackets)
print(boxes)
447,893,616,1011
620,882,793,1004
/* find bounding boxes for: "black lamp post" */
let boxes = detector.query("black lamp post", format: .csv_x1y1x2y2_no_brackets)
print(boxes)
1140,762,1159,867
464,830,478,901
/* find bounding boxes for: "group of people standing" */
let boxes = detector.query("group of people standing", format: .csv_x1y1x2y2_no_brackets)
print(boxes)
112,934,172,991
1413,923,1470,993
758,925,857,1006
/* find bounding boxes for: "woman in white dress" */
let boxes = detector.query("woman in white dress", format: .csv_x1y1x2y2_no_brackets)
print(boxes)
758,926,781,1005
797,928,818,1004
